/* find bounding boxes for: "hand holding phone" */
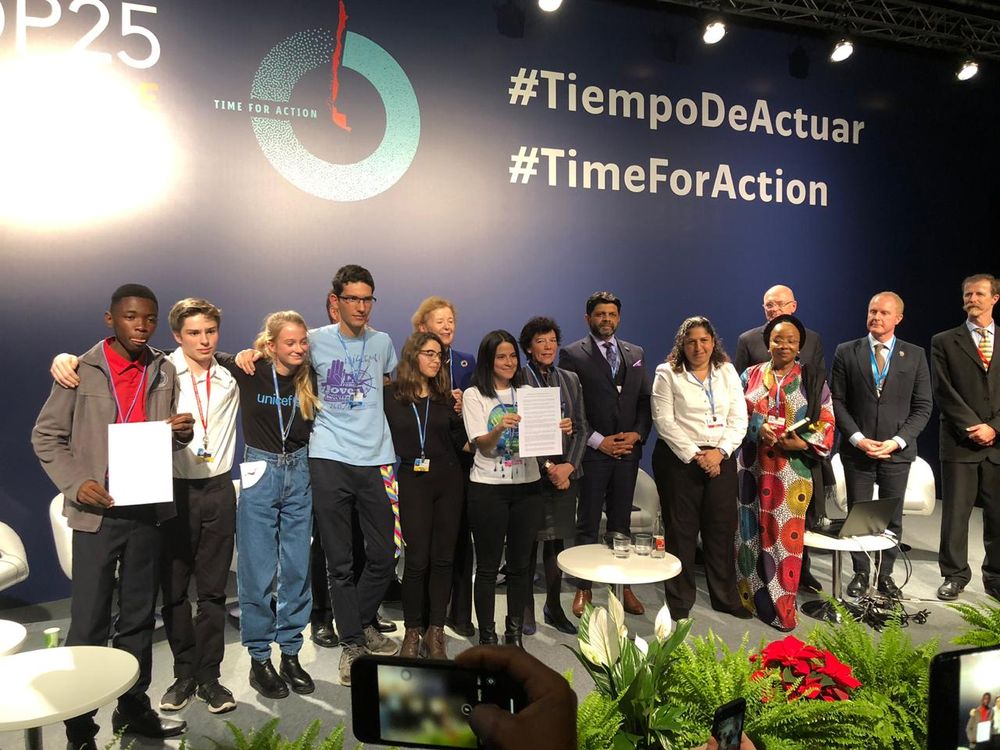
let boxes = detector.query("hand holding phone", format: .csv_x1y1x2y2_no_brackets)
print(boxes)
456,646,577,750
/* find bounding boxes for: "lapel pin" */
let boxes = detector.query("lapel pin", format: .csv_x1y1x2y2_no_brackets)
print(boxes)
899,350,905,358
460,360,468,368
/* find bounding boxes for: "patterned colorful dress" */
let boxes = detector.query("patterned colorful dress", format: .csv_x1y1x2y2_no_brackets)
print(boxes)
735,361,834,630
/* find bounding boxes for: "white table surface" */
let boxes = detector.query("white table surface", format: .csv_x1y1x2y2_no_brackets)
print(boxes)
0,646,139,731
0,619,28,657
803,530,896,553
558,544,682,585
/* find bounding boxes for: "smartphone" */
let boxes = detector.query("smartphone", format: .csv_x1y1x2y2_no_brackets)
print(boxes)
351,654,529,749
927,644,1000,749
711,697,746,750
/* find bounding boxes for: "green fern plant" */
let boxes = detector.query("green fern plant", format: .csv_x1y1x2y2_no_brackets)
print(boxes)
577,691,625,750
207,719,348,750
949,599,1000,647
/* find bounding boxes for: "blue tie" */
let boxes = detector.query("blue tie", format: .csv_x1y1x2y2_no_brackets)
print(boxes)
604,341,619,377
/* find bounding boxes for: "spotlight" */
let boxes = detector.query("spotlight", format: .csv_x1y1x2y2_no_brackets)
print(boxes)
830,38,853,62
957,59,979,81
538,0,562,10
788,45,810,79
703,19,726,45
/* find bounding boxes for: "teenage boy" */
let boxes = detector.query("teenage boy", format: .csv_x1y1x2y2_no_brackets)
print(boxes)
48,298,241,713
32,284,194,750
310,265,400,684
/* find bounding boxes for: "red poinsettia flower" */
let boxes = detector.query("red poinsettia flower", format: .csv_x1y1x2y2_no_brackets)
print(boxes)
750,638,861,702
815,651,862,690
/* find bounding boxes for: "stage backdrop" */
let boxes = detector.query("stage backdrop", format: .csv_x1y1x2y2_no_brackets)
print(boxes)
1,0,997,604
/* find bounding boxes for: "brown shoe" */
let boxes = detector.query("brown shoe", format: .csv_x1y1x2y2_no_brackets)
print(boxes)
622,585,645,615
400,627,422,658
421,625,448,660
572,588,592,618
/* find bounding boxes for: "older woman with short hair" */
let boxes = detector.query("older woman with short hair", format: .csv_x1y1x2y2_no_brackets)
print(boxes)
651,316,749,621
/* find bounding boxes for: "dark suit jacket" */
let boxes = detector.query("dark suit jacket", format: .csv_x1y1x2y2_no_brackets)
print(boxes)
931,323,1000,463
558,336,652,462
831,336,932,464
447,347,476,390
734,324,826,375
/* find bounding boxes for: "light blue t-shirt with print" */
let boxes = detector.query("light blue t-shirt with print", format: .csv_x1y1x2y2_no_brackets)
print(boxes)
308,324,398,466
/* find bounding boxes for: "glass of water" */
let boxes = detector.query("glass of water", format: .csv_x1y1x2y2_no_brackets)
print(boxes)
634,533,652,556
613,536,631,558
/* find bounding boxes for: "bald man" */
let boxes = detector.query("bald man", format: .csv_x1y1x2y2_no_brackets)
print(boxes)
734,285,827,375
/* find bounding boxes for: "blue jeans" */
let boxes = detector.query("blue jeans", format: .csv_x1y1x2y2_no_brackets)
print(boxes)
236,445,312,661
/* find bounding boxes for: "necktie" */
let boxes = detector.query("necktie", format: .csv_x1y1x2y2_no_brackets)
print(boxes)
604,341,619,377
977,328,992,367
874,343,886,395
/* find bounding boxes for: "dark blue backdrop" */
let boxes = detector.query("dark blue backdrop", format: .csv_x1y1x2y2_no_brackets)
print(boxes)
1,0,997,605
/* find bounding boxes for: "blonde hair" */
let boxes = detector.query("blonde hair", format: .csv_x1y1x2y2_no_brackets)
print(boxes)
411,296,456,331
253,311,320,421
870,291,905,314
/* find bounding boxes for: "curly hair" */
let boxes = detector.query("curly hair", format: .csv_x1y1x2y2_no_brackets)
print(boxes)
666,316,730,373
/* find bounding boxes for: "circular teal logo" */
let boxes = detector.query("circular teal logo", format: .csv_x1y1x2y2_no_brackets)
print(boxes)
250,30,420,202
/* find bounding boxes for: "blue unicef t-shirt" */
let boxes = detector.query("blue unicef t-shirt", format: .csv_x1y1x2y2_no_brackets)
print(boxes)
308,324,398,466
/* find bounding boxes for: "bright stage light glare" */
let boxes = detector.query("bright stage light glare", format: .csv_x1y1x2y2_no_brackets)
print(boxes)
830,39,854,62
538,0,563,11
0,52,176,230
957,59,979,81
703,20,726,45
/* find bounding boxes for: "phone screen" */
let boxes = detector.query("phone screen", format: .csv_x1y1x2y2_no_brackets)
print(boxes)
376,662,500,748
954,648,1000,749
712,698,746,750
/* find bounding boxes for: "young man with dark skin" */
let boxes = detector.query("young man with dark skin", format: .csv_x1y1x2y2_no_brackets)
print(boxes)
32,284,194,750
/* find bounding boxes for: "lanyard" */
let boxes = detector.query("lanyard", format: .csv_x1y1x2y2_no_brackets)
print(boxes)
411,397,430,458
336,326,368,395
869,340,894,391
497,387,516,457
447,348,454,390
190,368,211,448
689,367,716,418
769,363,794,416
272,364,297,454
525,362,548,387
103,347,147,423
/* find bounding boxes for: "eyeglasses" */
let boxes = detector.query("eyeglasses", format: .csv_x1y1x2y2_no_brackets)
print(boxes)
763,300,792,311
338,295,377,306
418,349,442,360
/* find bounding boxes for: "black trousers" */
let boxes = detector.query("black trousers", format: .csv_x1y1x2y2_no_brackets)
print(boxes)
468,481,543,629
160,475,236,683
310,508,367,623
939,459,1000,587
65,509,161,744
575,456,638,590
841,456,910,577
398,463,464,628
310,459,396,646
652,441,740,615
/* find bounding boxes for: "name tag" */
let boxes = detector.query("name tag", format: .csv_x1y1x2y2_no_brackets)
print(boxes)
413,458,430,473
196,448,214,463
349,389,365,407
706,415,724,430
766,414,786,433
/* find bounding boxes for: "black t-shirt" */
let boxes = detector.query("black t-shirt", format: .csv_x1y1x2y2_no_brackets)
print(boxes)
216,354,314,454
383,383,467,466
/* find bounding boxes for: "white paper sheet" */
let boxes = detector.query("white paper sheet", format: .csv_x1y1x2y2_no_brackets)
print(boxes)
108,421,174,506
516,386,563,458
976,720,991,742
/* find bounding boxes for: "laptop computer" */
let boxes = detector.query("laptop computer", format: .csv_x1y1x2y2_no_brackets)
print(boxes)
820,497,901,539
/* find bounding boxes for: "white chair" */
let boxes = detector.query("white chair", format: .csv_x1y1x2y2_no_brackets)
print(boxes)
49,495,73,579
0,521,29,591
830,454,937,517
598,467,660,538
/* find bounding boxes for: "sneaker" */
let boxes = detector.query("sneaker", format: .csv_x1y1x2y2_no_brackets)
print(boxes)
364,624,400,656
159,677,197,711
339,644,366,686
196,680,237,714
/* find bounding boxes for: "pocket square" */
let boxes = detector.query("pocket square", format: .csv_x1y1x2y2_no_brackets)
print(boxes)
632,359,643,367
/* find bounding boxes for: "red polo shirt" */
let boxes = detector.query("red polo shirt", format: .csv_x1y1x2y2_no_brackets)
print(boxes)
103,338,149,423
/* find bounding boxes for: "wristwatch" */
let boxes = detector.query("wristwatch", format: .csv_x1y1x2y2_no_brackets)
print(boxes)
717,447,729,459
543,460,554,470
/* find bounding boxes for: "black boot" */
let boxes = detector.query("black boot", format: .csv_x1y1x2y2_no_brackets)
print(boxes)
503,616,524,648
478,623,498,645
249,658,289,699
279,653,315,695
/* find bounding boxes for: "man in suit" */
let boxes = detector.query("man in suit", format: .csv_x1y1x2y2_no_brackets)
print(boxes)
734,284,826,374
735,283,827,592
932,273,1000,602
831,292,932,598
559,291,652,617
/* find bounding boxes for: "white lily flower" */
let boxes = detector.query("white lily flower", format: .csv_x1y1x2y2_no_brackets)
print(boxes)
653,605,673,642
607,590,628,637
588,608,621,667
634,634,649,657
